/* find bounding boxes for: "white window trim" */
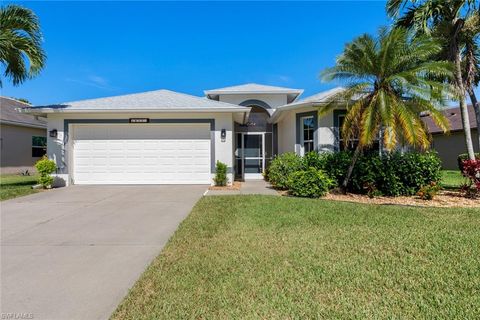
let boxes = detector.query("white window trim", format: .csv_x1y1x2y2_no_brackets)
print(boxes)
300,116,314,156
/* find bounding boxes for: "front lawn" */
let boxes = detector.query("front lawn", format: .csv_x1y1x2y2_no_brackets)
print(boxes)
441,169,465,189
0,174,38,201
112,196,480,319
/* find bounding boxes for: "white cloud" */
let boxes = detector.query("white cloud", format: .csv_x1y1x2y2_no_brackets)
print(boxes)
88,75,109,87
65,75,115,90
278,75,291,82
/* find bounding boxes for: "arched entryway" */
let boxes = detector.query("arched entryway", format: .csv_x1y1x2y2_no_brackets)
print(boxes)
235,103,273,180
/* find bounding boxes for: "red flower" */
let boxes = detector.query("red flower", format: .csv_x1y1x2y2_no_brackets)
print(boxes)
461,159,480,193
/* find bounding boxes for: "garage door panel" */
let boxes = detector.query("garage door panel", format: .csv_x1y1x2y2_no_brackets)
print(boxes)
73,124,211,184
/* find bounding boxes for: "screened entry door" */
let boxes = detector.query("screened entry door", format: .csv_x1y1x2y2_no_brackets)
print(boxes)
236,133,265,180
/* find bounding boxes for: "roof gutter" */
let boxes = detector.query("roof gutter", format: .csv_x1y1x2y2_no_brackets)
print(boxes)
0,119,47,129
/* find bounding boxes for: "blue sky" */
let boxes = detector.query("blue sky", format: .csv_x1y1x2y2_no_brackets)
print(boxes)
4,1,475,106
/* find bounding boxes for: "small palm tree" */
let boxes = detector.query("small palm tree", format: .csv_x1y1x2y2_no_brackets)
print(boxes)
0,4,46,87
387,0,479,159
320,27,452,191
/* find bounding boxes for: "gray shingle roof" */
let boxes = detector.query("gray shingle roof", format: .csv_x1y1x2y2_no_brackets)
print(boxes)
269,87,345,122
0,97,46,128
28,89,250,112
273,87,345,111
280,87,345,107
205,83,303,95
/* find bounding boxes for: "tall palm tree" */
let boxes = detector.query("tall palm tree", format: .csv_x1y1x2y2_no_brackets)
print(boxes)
387,0,478,159
320,27,452,191
0,4,46,87
461,12,480,148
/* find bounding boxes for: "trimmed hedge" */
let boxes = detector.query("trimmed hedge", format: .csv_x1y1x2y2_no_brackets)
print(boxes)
267,152,303,190
322,151,442,196
267,151,442,197
287,167,333,198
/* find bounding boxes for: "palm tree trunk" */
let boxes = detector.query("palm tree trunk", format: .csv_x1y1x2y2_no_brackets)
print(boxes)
454,52,476,160
341,145,362,194
467,88,480,151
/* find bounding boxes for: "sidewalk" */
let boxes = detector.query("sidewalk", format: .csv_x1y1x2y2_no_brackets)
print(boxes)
205,180,279,196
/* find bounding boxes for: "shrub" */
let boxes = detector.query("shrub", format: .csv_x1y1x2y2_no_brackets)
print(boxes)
213,161,228,186
319,151,442,196
267,153,303,189
287,167,333,198
417,182,441,200
303,151,324,170
460,159,480,198
316,151,351,187
35,156,56,188
381,151,442,196
457,153,480,171
349,151,384,194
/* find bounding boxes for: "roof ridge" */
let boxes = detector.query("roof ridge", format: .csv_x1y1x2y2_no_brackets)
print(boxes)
0,96,32,106
297,87,345,102
205,83,303,93
30,88,251,111
60,88,244,109
159,89,244,108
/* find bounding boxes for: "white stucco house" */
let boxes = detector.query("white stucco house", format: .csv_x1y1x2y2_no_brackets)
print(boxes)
24,83,346,186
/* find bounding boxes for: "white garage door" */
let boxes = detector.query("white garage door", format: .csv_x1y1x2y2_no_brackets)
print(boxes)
72,124,211,184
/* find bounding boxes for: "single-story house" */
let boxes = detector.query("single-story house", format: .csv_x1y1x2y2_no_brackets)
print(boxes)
1,96,47,174
23,83,348,185
422,105,479,169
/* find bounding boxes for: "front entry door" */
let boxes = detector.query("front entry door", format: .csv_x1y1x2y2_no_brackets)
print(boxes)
241,133,264,180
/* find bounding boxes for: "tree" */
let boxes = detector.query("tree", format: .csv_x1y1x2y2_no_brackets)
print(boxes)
10,97,31,104
387,0,478,159
320,27,452,192
0,4,46,87
461,12,480,148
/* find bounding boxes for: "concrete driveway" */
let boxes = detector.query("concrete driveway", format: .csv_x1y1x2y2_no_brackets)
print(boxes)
1,185,207,320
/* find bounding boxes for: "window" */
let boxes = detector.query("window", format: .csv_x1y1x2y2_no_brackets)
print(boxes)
337,115,358,151
337,114,379,152
32,136,46,157
301,116,314,154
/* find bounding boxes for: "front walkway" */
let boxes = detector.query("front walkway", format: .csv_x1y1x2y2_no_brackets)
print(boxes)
1,185,206,320
205,180,279,196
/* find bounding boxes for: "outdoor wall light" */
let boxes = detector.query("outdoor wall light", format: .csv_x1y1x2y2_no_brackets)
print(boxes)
49,129,58,138
221,129,226,142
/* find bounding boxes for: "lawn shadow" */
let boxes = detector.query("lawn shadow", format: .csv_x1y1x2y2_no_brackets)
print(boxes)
1,180,37,187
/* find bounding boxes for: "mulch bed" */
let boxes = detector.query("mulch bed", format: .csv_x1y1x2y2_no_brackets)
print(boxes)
208,181,242,191
323,190,479,208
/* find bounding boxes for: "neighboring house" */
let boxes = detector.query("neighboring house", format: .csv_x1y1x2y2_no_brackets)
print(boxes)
422,106,479,170
23,83,347,185
0,97,47,174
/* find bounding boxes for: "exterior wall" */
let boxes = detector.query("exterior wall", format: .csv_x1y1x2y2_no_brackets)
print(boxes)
218,94,288,109
431,130,479,169
46,112,234,186
0,124,46,174
277,109,296,154
276,107,336,155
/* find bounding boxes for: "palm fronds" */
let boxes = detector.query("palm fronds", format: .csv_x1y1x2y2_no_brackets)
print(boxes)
0,4,46,87
320,26,452,153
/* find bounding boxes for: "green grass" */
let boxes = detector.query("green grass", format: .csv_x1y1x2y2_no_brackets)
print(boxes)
112,196,480,319
0,174,39,201
440,170,465,189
